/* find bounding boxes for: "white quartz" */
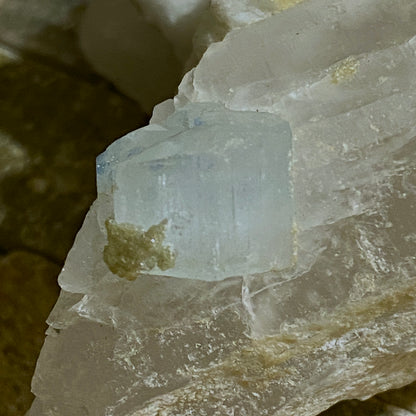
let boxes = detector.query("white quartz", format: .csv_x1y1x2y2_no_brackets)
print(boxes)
29,0,416,414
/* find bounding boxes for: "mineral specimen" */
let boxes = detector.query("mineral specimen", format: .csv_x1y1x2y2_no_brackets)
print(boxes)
29,0,416,414
97,103,293,280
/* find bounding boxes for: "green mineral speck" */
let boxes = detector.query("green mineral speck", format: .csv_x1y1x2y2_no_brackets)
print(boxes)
103,218,176,280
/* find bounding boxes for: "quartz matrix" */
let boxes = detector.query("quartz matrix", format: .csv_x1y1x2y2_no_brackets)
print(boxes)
28,0,416,415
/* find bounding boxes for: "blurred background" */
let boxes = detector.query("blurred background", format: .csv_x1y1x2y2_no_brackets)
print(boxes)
0,1,146,414
0,1,414,415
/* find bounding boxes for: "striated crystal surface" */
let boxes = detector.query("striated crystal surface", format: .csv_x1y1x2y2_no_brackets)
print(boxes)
78,0,294,110
97,103,293,281
29,0,416,415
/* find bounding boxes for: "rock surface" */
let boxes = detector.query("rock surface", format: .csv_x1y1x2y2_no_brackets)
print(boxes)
29,0,416,415
321,381,416,416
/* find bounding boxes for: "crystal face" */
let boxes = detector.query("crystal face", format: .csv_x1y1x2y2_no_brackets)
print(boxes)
29,0,416,415
97,104,293,281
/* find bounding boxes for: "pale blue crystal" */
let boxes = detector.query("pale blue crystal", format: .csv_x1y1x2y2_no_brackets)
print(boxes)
97,103,293,280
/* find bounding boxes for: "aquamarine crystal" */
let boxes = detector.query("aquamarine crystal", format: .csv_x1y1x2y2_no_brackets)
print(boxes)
97,103,293,281
29,1,416,415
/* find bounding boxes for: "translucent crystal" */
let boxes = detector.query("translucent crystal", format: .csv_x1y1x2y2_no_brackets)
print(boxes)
176,0,416,111
97,103,293,281
29,0,416,414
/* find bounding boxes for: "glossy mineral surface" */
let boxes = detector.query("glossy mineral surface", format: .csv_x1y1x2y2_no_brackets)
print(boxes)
29,0,416,414
97,103,293,281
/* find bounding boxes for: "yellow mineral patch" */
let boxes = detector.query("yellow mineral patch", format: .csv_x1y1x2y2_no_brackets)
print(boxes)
224,278,416,385
103,218,176,281
272,0,305,11
331,56,360,84
133,277,416,414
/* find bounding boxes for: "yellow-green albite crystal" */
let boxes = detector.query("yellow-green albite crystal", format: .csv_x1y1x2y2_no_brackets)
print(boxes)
103,218,176,280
